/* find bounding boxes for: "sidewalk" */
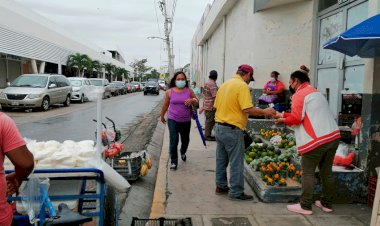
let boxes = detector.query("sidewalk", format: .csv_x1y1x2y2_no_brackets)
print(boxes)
150,118,371,226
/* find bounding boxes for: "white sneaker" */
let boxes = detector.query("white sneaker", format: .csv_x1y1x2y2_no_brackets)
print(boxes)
315,201,333,213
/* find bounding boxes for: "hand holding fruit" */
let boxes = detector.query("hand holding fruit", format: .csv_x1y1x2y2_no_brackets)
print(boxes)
263,107,276,118
275,111,283,119
275,118,285,124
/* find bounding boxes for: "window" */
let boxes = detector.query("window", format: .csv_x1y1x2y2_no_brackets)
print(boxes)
319,0,338,12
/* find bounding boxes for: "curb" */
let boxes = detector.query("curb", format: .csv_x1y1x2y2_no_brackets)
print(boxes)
149,122,169,218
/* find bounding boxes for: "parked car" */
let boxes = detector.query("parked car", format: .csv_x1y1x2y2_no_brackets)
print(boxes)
111,81,127,95
109,83,121,96
131,81,141,91
0,74,72,111
158,80,167,90
68,77,93,103
88,78,112,99
140,82,146,90
125,82,133,93
144,81,160,95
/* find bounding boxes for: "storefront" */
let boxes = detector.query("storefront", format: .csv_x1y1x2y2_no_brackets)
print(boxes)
192,0,380,202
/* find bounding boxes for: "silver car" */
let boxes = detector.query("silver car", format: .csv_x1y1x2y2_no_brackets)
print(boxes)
0,74,72,111
68,77,93,103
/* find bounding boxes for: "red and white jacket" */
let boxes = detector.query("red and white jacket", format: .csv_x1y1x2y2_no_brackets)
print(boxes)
283,82,340,155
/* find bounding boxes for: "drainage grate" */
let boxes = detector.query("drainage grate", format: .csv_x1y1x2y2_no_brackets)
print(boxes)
131,217,192,226
211,217,252,226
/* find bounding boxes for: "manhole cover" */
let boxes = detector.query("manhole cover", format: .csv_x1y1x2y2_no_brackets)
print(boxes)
211,217,252,226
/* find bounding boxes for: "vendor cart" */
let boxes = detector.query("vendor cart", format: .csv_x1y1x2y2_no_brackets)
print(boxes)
7,168,106,226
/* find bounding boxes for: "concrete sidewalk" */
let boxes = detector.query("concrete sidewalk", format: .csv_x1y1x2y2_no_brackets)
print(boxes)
150,119,371,226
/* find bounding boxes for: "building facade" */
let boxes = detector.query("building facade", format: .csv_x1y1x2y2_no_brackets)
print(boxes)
0,1,127,87
192,0,380,175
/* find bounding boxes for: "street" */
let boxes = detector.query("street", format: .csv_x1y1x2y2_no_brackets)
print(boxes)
6,92,164,142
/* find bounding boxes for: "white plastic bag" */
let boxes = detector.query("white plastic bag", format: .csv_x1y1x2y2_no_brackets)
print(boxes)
336,143,349,157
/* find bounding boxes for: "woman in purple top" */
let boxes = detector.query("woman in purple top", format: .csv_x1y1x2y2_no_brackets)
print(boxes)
161,72,198,170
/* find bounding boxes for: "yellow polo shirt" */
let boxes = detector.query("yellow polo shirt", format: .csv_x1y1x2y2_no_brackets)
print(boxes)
214,75,253,130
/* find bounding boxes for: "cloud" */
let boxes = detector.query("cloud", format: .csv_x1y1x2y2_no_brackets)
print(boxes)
14,0,213,70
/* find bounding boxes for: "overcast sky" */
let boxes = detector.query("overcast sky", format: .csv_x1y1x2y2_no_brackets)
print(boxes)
14,0,213,71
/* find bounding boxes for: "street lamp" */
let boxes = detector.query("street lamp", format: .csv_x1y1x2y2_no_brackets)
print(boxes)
147,36,174,78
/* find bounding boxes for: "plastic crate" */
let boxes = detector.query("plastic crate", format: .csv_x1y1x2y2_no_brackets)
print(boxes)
112,152,142,181
368,176,377,207
131,217,192,226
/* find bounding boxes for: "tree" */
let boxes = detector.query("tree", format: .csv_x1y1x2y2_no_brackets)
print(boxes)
93,60,103,78
145,68,160,80
104,63,114,81
66,53,90,77
85,59,94,78
129,58,152,81
111,66,119,81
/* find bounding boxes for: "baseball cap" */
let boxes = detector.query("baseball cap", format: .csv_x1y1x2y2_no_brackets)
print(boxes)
237,64,254,81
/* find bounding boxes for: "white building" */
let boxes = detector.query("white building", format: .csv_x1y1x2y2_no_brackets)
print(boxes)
192,0,380,177
0,1,127,87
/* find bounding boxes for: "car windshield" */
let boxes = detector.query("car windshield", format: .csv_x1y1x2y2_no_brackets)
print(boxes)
90,80,103,86
131,82,139,85
147,81,156,86
69,80,82,87
11,76,47,88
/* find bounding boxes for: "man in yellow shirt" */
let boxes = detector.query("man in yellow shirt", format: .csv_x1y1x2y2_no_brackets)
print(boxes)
214,64,275,201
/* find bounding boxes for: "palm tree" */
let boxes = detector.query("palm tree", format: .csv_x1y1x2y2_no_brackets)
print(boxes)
111,66,120,82
66,53,90,77
93,60,103,78
104,63,114,81
85,59,94,78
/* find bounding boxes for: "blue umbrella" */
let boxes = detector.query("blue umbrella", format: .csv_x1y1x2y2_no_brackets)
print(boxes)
323,14,380,58
192,108,207,148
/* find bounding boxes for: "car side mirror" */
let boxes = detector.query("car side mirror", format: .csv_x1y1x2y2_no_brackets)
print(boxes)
49,84,57,89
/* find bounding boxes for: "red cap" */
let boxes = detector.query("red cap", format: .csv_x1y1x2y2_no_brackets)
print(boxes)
237,64,254,81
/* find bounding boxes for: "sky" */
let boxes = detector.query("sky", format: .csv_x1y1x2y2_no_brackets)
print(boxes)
14,0,214,71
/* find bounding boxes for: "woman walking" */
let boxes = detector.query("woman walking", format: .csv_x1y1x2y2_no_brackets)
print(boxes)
275,65,340,214
161,72,199,170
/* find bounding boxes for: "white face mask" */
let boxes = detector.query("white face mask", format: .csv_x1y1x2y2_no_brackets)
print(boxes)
270,78,276,83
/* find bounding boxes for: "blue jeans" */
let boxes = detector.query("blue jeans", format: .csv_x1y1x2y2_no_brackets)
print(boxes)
167,119,191,165
214,123,245,197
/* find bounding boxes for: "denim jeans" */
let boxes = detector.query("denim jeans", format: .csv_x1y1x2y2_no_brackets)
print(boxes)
204,110,216,138
300,139,339,210
167,119,191,165
214,123,245,197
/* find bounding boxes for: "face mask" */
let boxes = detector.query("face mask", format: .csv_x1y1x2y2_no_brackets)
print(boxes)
176,80,186,88
191,85,195,88
270,78,276,83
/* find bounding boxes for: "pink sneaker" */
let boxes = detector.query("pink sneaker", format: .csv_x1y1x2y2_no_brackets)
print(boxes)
287,203,313,215
315,201,333,212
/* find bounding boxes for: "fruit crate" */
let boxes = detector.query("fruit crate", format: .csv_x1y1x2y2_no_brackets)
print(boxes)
368,176,378,207
111,152,142,181
131,217,192,226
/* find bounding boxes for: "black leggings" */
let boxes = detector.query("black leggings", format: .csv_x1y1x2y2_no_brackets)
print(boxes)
168,119,191,165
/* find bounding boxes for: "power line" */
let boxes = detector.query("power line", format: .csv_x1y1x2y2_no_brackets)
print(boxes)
153,0,162,37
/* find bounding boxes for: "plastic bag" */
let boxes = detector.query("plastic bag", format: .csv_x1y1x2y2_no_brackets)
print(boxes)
19,176,49,224
336,143,349,157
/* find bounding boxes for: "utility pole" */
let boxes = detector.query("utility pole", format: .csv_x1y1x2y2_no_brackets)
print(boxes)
158,0,174,78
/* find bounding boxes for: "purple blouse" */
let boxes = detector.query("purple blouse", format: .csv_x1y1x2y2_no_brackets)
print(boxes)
168,88,192,122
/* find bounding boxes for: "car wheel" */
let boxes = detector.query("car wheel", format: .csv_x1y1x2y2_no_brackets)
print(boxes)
144,92,147,95
64,95,71,107
41,97,50,111
80,94,84,103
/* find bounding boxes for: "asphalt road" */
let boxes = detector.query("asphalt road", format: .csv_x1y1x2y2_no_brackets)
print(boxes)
5,92,164,142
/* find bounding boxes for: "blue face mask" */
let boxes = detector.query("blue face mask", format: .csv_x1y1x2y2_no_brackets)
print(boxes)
176,80,186,88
